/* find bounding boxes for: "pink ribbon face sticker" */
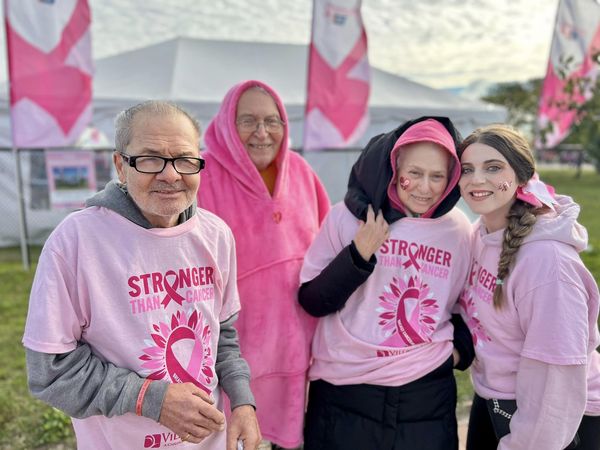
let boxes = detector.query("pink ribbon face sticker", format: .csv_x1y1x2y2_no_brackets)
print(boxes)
399,176,410,190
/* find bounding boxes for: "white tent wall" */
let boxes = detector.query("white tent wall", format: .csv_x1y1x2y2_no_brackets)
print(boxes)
0,151,71,247
0,38,505,247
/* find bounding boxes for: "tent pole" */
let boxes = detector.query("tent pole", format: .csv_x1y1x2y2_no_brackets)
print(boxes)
13,147,30,270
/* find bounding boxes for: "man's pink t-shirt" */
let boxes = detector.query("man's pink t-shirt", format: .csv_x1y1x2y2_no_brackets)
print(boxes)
23,207,240,449
300,203,472,386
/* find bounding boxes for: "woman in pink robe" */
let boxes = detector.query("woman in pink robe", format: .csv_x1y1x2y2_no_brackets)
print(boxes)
197,80,330,449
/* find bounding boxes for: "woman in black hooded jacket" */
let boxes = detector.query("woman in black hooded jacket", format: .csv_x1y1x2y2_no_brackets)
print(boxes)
299,117,475,450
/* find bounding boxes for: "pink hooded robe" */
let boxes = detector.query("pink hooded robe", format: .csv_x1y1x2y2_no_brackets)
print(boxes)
197,80,330,447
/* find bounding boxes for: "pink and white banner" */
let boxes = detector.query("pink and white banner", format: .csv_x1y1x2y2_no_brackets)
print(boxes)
304,0,370,151
4,0,93,148
537,0,600,149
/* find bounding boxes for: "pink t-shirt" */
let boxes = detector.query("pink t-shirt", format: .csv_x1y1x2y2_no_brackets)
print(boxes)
23,207,240,449
300,203,472,386
460,215,600,415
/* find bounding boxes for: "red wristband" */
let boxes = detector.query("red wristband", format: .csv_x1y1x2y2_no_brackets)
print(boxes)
136,379,153,416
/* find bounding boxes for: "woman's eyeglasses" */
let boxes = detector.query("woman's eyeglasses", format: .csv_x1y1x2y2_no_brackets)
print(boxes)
236,116,285,133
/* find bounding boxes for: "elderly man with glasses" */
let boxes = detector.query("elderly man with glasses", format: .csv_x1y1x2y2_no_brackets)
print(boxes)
198,81,330,450
23,101,261,450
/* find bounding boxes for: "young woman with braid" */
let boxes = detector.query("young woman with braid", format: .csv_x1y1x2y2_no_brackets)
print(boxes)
458,124,600,450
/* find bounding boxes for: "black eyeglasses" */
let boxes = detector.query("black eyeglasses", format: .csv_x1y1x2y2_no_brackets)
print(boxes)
119,152,206,174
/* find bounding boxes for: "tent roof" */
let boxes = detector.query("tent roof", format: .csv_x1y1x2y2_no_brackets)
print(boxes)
0,37,506,149
93,37,502,113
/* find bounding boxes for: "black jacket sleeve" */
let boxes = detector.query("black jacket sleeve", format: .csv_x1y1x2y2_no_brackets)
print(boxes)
298,241,376,317
451,313,475,371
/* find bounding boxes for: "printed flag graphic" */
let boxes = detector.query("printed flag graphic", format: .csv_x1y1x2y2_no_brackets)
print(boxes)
304,0,370,151
537,0,600,148
4,0,93,147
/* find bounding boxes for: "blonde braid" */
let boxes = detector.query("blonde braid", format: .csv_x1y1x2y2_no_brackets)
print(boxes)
493,201,538,309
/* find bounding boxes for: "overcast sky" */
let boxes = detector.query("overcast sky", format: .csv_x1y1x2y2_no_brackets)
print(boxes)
0,0,560,89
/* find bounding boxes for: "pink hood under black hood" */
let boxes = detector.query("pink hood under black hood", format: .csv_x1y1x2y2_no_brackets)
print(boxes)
344,116,463,222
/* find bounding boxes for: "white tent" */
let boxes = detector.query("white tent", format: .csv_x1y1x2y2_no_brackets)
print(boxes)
0,37,504,246
1,36,506,148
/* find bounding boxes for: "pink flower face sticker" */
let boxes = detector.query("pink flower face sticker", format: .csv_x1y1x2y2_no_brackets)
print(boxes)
398,176,410,190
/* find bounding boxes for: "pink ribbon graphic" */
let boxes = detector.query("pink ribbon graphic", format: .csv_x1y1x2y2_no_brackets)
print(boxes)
161,270,186,307
402,243,422,270
164,326,211,394
380,285,426,347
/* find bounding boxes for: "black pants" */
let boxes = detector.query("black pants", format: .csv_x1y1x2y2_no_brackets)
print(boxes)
304,356,457,450
467,393,600,450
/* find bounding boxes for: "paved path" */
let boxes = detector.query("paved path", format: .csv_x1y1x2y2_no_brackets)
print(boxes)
459,415,468,450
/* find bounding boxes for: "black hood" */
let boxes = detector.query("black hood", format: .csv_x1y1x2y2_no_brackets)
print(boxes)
344,116,462,223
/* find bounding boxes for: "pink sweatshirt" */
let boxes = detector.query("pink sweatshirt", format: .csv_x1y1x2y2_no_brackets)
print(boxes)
460,195,600,449
197,80,330,447
23,207,239,449
301,202,472,385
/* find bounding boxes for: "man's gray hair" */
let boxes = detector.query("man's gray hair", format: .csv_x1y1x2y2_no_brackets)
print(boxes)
114,100,201,152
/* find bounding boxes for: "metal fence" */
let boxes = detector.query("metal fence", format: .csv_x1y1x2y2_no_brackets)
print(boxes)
0,148,115,253
1,145,487,272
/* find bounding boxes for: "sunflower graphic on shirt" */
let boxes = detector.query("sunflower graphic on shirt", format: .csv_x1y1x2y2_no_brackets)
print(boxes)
139,309,215,394
377,275,440,347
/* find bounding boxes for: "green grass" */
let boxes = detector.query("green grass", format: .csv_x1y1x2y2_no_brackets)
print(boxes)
540,169,600,277
0,246,41,265
0,169,598,446
0,251,75,450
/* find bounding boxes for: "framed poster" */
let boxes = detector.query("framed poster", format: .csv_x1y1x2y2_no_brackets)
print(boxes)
45,150,97,210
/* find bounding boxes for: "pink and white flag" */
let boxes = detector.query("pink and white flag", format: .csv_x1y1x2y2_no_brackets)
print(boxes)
537,0,600,149
4,0,93,148
304,0,370,151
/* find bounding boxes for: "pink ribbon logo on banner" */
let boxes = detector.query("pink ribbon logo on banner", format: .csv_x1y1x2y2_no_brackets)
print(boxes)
304,0,370,151
4,0,93,147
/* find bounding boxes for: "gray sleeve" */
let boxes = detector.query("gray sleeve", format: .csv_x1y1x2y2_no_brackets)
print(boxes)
25,345,169,421
215,313,255,410
26,314,254,419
